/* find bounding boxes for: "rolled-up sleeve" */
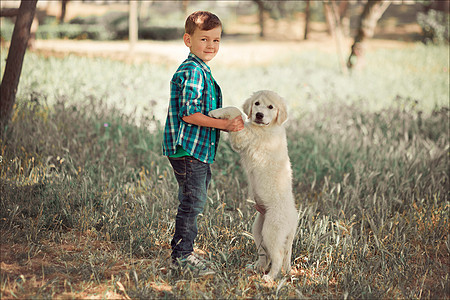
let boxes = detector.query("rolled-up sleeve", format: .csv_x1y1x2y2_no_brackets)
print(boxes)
179,69,204,118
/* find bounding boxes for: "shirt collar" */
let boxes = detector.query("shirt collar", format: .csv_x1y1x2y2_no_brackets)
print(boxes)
188,53,211,73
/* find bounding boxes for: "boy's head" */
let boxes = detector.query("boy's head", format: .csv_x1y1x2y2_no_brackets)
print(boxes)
185,11,222,35
183,11,222,63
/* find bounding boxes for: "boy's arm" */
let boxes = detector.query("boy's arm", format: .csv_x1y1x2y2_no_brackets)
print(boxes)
183,112,244,132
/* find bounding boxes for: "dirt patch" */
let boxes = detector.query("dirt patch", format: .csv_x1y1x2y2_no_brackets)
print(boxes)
0,229,164,299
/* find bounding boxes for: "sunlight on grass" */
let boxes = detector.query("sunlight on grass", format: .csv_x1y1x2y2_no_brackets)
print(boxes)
1,43,448,121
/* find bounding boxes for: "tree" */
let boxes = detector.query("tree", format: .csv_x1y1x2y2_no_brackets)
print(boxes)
304,0,310,40
0,0,38,130
129,0,138,54
347,0,391,70
323,0,347,73
60,0,69,24
253,0,265,37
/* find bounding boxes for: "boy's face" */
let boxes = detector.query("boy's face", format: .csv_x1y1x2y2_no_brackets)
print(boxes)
183,26,222,63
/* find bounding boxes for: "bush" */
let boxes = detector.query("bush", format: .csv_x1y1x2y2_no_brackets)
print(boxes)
36,23,112,40
417,9,450,44
0,11,183,42
68,12,184,41
131,26,184,40
0,18,14,41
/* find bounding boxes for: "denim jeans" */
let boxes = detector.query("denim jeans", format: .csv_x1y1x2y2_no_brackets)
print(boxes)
168,156,211,261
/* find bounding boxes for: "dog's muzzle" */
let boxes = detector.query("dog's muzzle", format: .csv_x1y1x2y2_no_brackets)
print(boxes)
254,112,266,125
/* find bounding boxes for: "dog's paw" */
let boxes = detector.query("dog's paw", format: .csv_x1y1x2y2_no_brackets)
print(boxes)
208,108,229,119
262,274,275,283
245,263,257,274
209,107,244,120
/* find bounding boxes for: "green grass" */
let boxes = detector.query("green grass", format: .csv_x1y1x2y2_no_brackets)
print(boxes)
2,43,448,121
1,43,449,298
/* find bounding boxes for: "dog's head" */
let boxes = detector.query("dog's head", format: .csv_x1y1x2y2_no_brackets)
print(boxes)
242,90,288,127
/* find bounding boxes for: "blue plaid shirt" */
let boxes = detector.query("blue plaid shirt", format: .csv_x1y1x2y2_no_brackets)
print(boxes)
162,53,222,164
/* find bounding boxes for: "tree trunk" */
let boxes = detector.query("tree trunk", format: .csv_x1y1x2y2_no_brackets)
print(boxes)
181,0,189,16
60,0,69,24
323,1,347,74
339,0,350,36
253,0,265,38
323,1,335,36
304,0,310,40
0,0,38,130
347,0,390,70
129,0,138,54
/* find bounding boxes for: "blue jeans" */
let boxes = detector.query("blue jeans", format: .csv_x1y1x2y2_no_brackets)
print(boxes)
168,156,211,261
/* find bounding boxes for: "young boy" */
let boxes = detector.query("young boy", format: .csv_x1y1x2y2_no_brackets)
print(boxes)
162,11,244,276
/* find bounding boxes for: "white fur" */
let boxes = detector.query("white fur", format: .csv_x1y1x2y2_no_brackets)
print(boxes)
209,90,298,281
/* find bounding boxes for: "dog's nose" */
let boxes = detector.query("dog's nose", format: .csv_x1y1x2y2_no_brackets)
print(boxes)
256,112,264,119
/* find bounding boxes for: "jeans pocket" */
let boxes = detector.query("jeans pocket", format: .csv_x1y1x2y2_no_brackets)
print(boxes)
169,157,191,195
169,157,187,177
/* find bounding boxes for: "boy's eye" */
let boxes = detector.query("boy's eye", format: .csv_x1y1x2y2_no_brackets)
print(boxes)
255,102,260,106
268,105,274,109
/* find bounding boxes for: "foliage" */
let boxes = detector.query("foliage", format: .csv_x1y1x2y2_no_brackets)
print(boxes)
0,18,15,41
1,45,449,298
36,23,113,41
417,9,450,44
0,11,184,42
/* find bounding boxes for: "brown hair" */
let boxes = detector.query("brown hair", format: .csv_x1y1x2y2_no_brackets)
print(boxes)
185,11,222,35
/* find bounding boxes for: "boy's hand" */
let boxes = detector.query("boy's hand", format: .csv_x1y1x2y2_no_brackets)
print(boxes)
225,116,244,132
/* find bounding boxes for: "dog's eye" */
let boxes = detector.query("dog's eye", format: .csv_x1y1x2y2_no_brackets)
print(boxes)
255,102,260,106
268,105,274,109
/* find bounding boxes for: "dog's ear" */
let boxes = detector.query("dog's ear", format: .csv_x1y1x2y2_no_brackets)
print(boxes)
276,100,288,125
242,96,253,119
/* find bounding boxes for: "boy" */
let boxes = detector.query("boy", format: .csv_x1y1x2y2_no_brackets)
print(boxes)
162,11,244,276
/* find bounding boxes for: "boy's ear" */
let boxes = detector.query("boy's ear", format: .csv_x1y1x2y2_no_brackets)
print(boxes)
183,33,191,47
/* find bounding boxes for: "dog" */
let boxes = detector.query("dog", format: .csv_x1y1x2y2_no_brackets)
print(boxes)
209,90,298,281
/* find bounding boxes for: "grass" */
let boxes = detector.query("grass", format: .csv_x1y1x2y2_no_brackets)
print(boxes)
1,43,449,299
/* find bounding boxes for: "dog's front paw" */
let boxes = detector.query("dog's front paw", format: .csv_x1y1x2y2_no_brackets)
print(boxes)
209,106,244,120
262,274,275,283
208,108,228,119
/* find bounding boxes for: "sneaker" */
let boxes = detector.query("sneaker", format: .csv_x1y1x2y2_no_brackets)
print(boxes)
173,254,216,276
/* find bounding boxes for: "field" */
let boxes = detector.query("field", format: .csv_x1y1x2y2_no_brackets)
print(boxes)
1,40,449,299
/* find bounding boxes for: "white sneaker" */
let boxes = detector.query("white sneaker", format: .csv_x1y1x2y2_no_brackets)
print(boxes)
173,254,216,276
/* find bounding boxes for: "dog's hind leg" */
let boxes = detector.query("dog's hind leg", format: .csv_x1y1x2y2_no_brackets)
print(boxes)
261,218,291,281
282,231,295,274
282,214,298,274
262,236,284,281
252,213,269,272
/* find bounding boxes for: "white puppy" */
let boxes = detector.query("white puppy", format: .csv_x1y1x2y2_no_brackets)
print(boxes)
209,90,298,281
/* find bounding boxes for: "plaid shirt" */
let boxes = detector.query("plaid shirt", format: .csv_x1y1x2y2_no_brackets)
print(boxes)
162,53,222,164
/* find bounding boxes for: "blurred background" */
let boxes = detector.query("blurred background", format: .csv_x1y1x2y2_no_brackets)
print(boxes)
1,0,448,57
1,0,448,118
